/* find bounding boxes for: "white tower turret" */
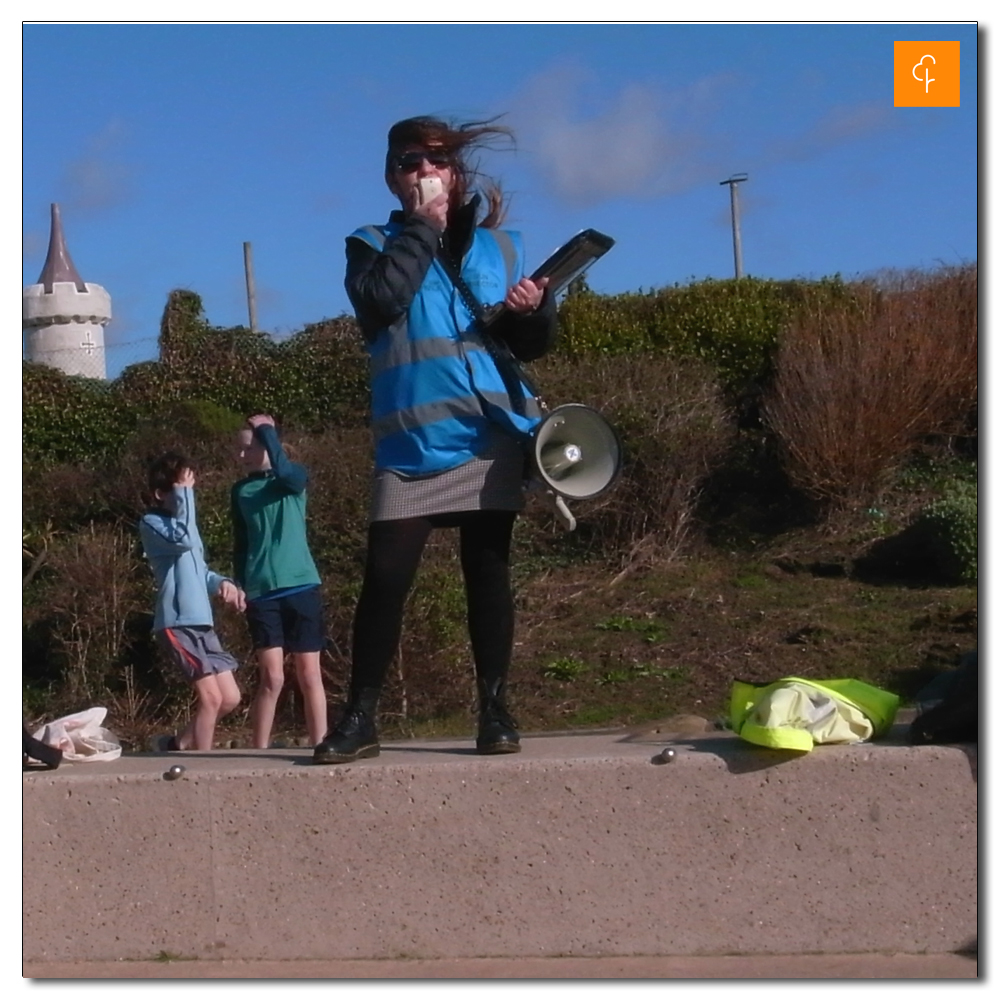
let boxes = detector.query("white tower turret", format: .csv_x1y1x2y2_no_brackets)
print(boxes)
23,203,111,379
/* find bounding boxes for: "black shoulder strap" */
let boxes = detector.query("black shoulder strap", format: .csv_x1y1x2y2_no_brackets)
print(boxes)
435,249,541,413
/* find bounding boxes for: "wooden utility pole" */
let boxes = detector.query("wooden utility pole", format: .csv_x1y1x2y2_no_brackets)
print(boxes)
243,241,258,331
719,174,748,279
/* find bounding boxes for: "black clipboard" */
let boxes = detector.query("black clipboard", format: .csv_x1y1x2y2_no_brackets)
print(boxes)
528,228,615,295
481,228,615,326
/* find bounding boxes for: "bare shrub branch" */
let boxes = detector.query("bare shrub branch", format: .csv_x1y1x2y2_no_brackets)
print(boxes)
42,525,150,709
763,265,977,507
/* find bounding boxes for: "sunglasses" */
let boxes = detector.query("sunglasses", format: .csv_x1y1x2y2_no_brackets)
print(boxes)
392,150,451,173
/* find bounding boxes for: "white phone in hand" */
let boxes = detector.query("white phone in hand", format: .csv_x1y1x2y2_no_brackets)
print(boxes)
418,176,443,204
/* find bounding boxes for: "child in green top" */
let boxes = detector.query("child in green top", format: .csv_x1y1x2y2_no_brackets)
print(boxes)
231,414,328,748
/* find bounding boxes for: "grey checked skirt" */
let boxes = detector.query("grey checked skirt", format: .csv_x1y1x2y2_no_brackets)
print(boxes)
370,426,527,522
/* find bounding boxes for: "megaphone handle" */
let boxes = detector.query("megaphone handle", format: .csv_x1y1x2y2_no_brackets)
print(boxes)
553,494,577,532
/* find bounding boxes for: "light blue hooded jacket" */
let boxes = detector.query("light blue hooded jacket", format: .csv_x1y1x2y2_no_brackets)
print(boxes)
139,486,228,632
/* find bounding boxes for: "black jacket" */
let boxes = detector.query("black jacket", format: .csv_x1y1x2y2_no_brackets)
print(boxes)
344,196,557,362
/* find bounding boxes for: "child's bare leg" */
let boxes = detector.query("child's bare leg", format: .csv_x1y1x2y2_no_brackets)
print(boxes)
251,647,286,748
180,674,226,751
293,651,328,745
175,671,240,751
175,717,197,750
215,670,242,720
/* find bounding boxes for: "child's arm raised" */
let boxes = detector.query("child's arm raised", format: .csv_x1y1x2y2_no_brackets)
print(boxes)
248,415,308,494
139,476,198,552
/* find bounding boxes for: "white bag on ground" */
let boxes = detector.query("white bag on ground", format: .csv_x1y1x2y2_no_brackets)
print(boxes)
32,707,122,763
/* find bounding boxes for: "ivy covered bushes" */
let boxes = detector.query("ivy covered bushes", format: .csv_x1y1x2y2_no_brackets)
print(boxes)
23,363,132,464
911,480,978,584
24,291,370,466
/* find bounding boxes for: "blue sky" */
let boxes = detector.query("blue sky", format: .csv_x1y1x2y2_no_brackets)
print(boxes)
22,21,978,379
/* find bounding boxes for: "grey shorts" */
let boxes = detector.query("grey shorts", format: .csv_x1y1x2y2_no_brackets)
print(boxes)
157,626,240,682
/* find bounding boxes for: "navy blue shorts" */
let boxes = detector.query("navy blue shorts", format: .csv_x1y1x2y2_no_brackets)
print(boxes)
245,586,326,653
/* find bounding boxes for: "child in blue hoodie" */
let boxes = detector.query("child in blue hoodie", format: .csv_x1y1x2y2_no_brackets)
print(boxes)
139,452,246,751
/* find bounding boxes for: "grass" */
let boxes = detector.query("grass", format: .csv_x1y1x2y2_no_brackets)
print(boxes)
565,705,621,728
498,525,977,737
192,538,974,749
385,712,479,741
540,657,590,681
595,614,670,643
208,532,974,748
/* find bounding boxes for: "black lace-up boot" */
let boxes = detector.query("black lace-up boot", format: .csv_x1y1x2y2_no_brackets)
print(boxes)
475,676,521,754
312,687,381,764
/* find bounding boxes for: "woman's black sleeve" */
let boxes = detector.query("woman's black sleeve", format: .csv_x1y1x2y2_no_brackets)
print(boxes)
490,288,559,362
345,217,442,343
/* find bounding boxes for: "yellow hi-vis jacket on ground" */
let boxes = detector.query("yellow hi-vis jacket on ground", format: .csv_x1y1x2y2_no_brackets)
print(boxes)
729,677,900,752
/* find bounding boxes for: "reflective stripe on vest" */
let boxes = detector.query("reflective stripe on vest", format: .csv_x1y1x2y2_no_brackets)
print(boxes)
352,222,542,475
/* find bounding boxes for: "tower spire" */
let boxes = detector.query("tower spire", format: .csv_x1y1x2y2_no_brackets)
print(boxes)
24,202,111,379
37,203,86,293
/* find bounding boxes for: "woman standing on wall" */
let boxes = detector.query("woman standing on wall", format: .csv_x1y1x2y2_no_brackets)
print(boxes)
313,115,556,764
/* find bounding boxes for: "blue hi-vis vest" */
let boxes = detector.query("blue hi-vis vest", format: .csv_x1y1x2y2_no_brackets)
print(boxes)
352,222,543,476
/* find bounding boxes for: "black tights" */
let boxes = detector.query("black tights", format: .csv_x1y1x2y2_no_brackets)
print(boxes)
349,510,517,697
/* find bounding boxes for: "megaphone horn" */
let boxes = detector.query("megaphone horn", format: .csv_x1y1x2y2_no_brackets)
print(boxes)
531,404,622,502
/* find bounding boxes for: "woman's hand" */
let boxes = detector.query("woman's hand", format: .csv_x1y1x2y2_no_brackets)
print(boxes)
408,191,448,231
504,276,549,314
247,413,275,429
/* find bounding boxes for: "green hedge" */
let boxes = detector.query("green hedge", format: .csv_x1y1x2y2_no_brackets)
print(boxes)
911,480,978,584
22,363,132,464
23,272,967,468
556,275,858,398
24,291,371,466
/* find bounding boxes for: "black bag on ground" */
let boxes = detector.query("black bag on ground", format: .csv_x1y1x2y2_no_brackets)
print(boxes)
908,650,978,745
23,725,63,769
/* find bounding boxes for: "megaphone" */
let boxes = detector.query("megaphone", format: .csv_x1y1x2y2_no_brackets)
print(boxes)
530,404,622,530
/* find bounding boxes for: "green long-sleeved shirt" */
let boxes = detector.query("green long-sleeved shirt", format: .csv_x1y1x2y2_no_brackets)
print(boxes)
230,425,321,601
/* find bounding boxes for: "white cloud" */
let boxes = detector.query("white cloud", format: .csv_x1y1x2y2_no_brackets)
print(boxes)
507,64,906,206
507,63,735,204
763,101,899,166
60,120,133,214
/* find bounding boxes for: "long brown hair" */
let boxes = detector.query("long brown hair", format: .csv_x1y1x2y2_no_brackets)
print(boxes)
384,115,514,229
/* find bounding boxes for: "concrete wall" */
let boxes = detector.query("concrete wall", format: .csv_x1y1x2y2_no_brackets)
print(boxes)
22,730,977,963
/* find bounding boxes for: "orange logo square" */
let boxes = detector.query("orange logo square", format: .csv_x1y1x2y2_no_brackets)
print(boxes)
894,41,960,107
